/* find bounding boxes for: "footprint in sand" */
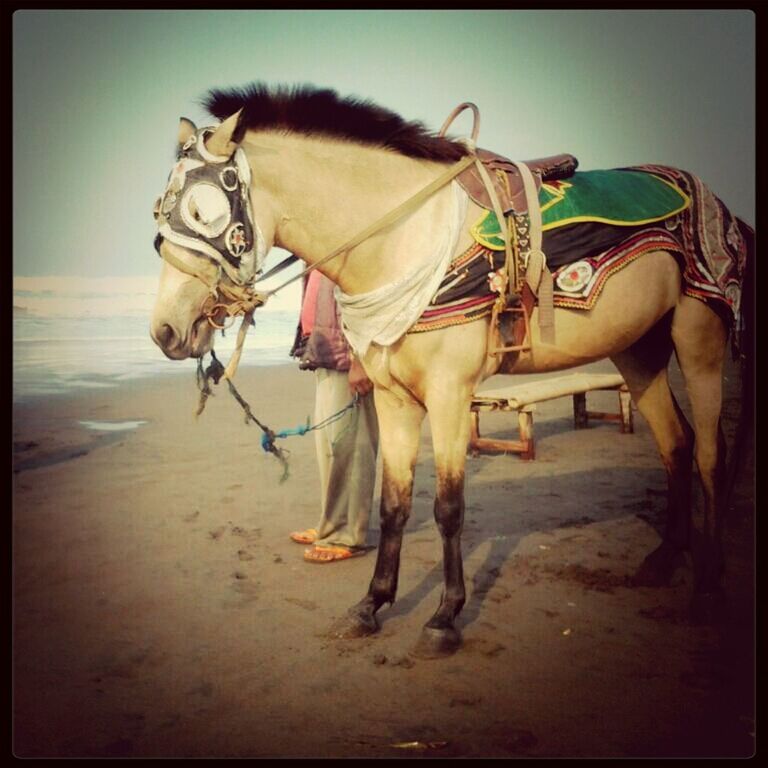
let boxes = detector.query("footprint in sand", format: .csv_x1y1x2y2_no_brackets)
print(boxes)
462,638,507,657
230,526,263,549
208,526,227,540
224,579,260,607
284,597,317,611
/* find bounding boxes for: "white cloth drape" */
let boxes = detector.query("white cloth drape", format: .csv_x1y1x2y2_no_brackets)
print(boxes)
335,181,468,356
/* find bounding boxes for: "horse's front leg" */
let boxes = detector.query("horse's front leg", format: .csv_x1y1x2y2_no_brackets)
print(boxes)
413,388,473,659
332,387,426,639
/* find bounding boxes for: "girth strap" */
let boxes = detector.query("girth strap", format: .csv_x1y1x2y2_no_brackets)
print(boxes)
512,160,555,344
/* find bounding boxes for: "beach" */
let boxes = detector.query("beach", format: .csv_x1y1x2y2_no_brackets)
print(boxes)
12,352,754,758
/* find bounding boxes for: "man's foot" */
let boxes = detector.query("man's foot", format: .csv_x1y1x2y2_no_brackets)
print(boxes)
303,545,367,564
289,528,317,545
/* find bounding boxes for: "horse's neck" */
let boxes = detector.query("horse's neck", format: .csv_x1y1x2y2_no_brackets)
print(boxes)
242,131,460,294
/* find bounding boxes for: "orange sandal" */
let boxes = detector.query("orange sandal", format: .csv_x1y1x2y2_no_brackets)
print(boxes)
289,528,317,545
303,545,367,564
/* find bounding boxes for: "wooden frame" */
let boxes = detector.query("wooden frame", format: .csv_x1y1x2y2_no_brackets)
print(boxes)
469,373,634,460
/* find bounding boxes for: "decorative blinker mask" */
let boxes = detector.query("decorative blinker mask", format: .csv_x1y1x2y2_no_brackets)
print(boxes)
154,126,266,286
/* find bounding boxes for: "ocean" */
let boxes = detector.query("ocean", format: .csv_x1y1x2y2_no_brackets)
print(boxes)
13,276,299,402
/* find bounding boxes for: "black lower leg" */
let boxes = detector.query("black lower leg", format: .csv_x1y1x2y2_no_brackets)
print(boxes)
415,476,466,657
634,439,694,587
333,477,413,638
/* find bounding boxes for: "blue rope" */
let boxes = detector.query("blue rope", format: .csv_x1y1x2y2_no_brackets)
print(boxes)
260,393,359,452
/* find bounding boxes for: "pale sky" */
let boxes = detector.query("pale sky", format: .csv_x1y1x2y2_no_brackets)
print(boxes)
13,9,755,294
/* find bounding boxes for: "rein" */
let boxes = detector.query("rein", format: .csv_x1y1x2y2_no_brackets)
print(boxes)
196,350,359,482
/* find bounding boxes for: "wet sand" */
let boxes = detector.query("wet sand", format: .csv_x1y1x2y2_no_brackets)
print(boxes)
12,356,754,757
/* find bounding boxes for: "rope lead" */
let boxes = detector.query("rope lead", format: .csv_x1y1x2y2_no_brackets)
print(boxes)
195,352,359,484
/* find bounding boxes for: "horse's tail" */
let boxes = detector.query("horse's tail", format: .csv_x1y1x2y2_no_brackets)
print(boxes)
725,218,754,500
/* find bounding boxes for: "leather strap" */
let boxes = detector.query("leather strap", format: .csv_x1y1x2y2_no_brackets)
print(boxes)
265,153,477,296
472,157,517,295
160,248,219,294
223,310,255,382
438,102,480,143
512,160,555,345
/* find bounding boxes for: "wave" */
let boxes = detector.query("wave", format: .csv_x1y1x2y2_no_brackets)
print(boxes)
13,270,302,318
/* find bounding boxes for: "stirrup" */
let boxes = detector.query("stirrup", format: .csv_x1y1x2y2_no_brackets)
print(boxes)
487,297,531,356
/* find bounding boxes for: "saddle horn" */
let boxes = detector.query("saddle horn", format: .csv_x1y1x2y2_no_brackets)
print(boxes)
439,102,480,144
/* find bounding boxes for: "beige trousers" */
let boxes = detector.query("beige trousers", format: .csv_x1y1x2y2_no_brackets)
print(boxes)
313,368,379,549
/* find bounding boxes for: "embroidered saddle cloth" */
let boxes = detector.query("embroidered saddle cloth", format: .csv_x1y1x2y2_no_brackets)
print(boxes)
411,166,752,353
471,168,691,268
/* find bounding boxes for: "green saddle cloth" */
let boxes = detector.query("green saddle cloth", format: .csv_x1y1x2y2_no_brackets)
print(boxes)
472,169,690,250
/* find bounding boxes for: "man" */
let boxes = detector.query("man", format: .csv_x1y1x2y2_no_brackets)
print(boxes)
289,270,379,563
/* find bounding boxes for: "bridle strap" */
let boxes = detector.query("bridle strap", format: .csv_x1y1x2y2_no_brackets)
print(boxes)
255,252,300,283
159,244,266,383
160,247,218,294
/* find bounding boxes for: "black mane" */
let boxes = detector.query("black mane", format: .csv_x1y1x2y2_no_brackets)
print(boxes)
202,83,468,162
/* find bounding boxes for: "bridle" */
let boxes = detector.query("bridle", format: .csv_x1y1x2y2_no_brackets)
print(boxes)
153,125,271,326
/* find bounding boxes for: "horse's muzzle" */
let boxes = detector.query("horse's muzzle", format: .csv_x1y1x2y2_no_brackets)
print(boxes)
150,316,212,360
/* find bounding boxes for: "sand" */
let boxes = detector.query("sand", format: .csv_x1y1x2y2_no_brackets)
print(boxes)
12,356,754,758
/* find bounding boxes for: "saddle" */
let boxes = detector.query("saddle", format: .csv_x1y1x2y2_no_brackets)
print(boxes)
438,102,576,350
456,149,579,215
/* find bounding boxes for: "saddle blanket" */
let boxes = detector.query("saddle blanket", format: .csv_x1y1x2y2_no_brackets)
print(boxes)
409,228,685,333
411,166,752,351
472,168,691,269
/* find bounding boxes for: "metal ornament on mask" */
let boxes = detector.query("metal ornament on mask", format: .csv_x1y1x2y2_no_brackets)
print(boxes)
155,127,266,286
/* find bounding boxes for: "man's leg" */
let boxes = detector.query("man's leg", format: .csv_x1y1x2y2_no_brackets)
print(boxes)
313,368,379,550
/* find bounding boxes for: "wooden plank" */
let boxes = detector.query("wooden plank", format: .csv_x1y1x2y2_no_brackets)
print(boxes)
472,372,626,409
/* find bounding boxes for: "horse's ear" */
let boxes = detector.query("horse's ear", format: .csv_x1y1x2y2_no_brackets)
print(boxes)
178,117,197,146
204,109,244,158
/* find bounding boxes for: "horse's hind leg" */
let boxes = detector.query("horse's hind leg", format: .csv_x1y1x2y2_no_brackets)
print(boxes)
611,312,695,586
332,387,426,639
671,296,730,621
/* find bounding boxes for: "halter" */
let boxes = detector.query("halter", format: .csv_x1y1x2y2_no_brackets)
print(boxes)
154,126,269,330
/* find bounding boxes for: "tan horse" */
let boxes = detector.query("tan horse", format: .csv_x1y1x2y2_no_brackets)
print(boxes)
150,86,751,658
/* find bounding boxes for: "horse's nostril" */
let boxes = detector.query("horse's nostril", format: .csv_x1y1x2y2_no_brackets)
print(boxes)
154,323,178,349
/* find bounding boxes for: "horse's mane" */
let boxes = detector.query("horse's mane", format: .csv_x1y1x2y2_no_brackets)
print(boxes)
202,83,469,162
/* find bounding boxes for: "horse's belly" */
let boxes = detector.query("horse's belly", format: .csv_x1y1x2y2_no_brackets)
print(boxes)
501,250,682,374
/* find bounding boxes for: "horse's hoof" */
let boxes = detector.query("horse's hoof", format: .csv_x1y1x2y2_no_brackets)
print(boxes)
689,590,728,626
631,546,685,587
412,625,462,659
329,608,379,639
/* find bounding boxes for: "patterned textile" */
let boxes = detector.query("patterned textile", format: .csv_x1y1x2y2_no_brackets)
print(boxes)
628,165,750,329
408,231,682,333
472,169,690,250
411,166,752,347
548,229,684,310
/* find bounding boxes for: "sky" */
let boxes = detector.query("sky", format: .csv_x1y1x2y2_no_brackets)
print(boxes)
13,9,755,310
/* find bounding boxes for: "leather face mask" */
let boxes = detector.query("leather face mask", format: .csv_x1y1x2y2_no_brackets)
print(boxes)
155,127,265,285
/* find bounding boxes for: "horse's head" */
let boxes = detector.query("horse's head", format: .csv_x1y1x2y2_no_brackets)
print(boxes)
150,112,269,359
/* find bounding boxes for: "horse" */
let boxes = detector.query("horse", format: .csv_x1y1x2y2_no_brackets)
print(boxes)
150,84,753,658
